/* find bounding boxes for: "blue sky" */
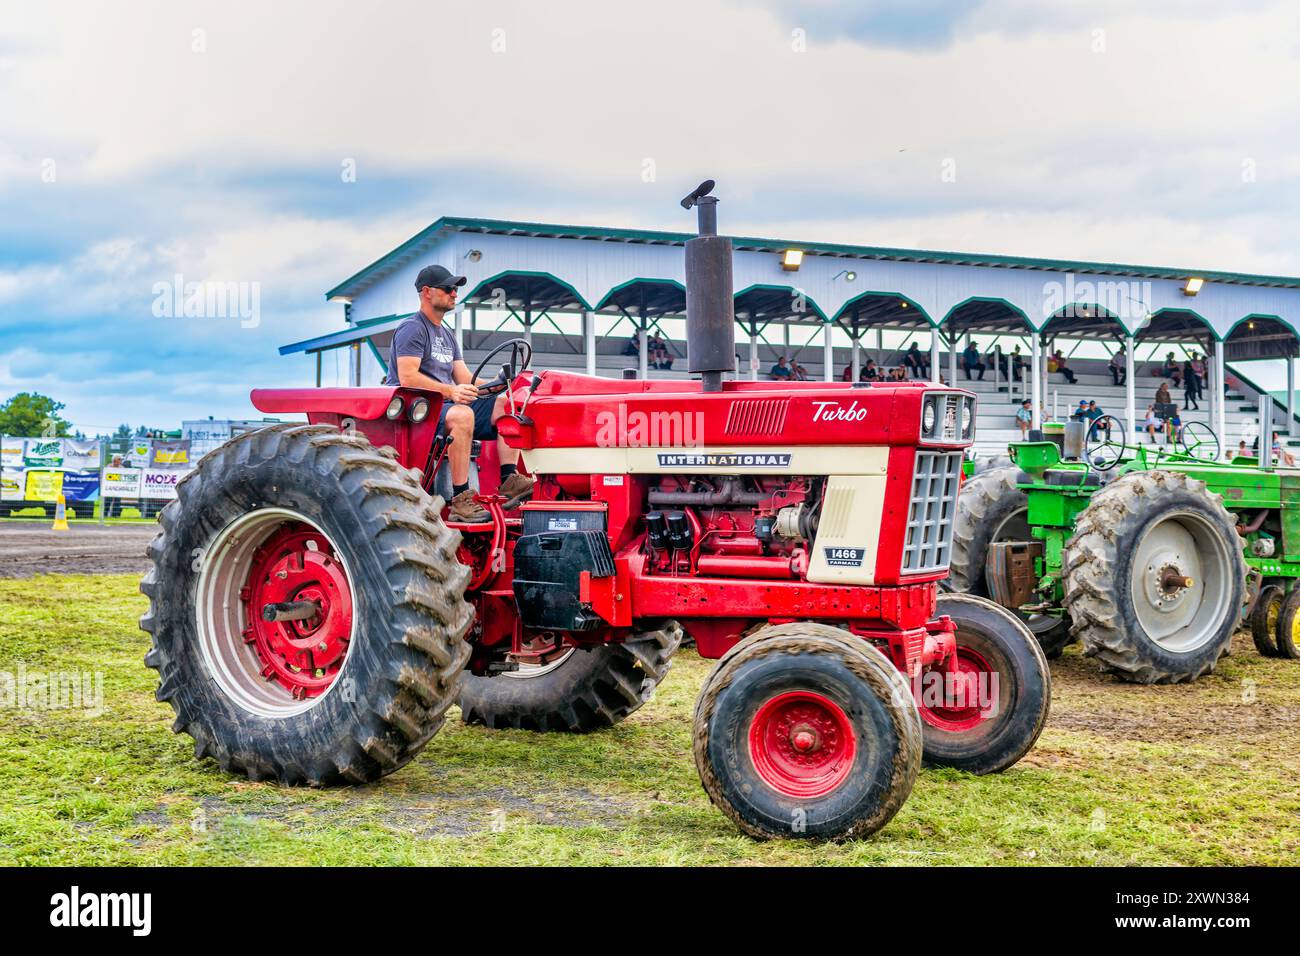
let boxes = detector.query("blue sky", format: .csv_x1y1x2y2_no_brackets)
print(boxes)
2,0,1299,433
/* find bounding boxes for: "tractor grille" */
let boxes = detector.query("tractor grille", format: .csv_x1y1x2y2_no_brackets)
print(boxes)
901,451,963,573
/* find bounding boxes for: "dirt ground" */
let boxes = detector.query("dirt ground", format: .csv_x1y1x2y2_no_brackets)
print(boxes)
0,522,157,577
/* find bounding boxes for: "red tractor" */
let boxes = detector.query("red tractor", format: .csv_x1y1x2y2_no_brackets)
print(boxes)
141,183,1049,840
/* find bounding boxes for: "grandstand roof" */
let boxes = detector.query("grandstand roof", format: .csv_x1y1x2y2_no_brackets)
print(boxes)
326,215,1300,303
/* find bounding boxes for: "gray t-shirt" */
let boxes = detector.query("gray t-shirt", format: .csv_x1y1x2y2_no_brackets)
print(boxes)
384,313,461,386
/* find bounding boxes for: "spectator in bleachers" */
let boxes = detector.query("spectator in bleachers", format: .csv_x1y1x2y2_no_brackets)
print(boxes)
962,340,986,381
1237,440,1249,459
1191,352,1207,388
1109,347,1127,386
904,342,930,378
1273,433,1296,467
1182,359,1200,410
1015,399,1033,437
623,333,640,357
1155,381,1172,406
769,356,792,379
988,346,1009,378
1069,399,1090,422
790,360,809,381
1165,407,1183,444
1010,345,1026,382
1049,349,1077,384
841,364,853,381
888,366,908,382
861,360,880,381
1185,356,1201,408
1159,352,1183,386
1144,405,1163,444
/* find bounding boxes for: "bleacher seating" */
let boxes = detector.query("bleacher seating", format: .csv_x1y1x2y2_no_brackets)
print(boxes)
458,330,1290,460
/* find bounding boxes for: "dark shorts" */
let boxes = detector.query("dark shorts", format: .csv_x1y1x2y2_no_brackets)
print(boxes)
438,393,498,441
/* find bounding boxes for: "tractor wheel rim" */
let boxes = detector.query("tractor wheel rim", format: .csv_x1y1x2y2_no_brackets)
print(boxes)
504,647,576,679
992,507,1032,545
195,508,356,718
918,646,995,732
748,691,856,798
1130,511,1231,653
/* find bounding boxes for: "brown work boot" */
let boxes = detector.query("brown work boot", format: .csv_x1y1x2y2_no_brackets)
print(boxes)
447,489,490,524
498,472,535,509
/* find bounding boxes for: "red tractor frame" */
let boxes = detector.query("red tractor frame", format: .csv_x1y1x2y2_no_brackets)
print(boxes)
141,184,1049,840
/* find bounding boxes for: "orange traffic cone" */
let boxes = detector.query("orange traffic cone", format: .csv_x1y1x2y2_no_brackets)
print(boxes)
52,494,70,531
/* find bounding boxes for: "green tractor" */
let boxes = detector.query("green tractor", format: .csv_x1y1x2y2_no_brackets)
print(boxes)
951,400,1300,683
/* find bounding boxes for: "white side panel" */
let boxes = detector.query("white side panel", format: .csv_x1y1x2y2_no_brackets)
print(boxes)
805,475,888,586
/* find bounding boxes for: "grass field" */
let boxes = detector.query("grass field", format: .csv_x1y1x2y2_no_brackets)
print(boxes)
1,573,1298,866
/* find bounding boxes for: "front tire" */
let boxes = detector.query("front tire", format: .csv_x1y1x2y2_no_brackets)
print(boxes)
140,423,474,785
1251,584,1284,658
693,623,921,841
949,465,1074,657
1277,588,1300,660
458,621,682,731
1063,470,1245,683
918,593,1051,774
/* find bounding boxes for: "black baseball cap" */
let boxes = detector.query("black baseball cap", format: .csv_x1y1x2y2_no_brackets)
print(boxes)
414,264,467,292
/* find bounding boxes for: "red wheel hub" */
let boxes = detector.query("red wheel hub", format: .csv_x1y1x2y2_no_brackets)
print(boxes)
239,522,353,700
919,646,994,732
748,691,857,798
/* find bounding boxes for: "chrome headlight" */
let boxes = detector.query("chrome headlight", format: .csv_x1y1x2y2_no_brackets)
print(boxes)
922,401,937,435
385,396,404,420
960,398,974,437
409,397,430,423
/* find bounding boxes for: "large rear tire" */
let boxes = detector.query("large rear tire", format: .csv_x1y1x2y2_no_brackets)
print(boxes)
918,593,1050,774
140,423,474,785
693,622,921,841
1063,470,1245,683
458,621,682,731
949,465,1073,657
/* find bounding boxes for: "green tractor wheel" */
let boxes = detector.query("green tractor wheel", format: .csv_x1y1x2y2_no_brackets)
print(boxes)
949,465,1074,658
1251,584,1284,658
1276,589,1300,659
1063,471,1246,683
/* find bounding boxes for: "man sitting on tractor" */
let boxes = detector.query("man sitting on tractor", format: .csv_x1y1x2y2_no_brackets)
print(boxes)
385,264,535,523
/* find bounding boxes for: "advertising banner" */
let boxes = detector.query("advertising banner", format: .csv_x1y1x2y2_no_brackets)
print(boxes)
0,438,22,470
100,468,143,498
141,468,181,500
105,440,151,469
23,470,64,502
0,470,22,502
22,439,63,468
61,472,101,502
150,440,191,469
62,439,101,472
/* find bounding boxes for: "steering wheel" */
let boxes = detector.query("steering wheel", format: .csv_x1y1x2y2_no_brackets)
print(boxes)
1178,421,1220,462
1085,414,1129,471
470,339,533,413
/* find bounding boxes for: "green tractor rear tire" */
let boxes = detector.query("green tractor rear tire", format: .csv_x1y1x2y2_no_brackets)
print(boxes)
949,465,1073,658
1062,470,1245,683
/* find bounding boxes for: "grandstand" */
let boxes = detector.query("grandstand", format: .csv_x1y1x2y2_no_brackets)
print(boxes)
281,214,1300,461
451,328,1274,459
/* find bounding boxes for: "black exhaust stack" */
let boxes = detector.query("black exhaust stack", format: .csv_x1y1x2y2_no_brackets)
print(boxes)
681,179,734,393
